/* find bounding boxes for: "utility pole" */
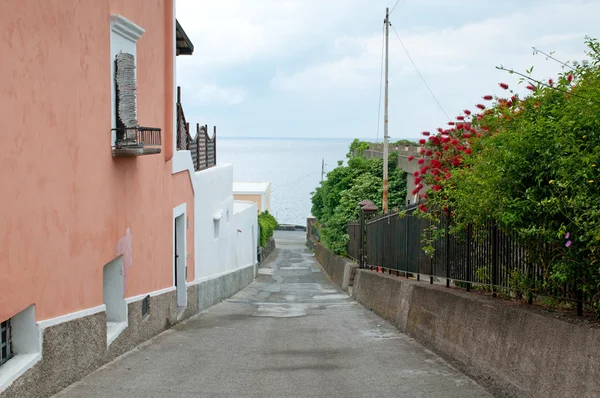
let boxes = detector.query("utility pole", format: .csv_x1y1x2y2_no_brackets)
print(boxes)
321,158,325,182
382,7,390,213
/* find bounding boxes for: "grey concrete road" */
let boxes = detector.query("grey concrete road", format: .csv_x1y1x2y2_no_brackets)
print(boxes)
57,231,490,398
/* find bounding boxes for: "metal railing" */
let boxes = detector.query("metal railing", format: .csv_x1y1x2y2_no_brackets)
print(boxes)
349,208,583,313
113,127,161,148
176,86,217,171
347,222,360,261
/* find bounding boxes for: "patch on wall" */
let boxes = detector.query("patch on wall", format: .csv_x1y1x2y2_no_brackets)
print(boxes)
116,228,133,285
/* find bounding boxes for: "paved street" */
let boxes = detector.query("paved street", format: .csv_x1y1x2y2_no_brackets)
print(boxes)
56,231,490,398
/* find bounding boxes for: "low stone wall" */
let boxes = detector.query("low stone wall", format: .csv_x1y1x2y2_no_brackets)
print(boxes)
259,236,276,264
316,244,600,398
313,243,357,292
2,264,255,398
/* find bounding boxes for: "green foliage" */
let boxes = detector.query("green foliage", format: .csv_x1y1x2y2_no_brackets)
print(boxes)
347,138,370,158
392,139,419,146
422,37,600,312
258,211,278,247
311,140,408,255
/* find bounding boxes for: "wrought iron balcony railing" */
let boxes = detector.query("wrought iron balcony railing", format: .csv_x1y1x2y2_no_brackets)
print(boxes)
112,126,162,157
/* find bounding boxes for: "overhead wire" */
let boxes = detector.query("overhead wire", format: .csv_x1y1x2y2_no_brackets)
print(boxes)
389,0,400,16
270,170,323,193
389,22,452,121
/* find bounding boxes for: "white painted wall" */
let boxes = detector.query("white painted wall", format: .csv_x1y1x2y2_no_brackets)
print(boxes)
233,201,258,269
194,164,237,280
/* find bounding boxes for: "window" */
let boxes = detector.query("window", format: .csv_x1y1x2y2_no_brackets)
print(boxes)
213,219,220,239
141,295,150,318
0,319,12,367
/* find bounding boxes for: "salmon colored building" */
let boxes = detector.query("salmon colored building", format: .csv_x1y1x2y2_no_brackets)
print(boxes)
0,1,206,396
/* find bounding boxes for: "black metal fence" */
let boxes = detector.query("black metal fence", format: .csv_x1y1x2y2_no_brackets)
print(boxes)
349,208,583,312
347,222,360,261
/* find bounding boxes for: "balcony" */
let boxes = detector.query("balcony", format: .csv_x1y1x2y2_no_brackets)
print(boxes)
176,86,217,171
112,127,161,157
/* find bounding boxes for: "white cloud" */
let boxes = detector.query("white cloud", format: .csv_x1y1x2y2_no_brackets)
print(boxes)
175,0,600,139
195,84,246,106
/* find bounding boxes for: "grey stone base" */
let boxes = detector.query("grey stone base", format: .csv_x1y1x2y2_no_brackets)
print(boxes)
197,263,256,312
259,237,276,263
2,265,253,398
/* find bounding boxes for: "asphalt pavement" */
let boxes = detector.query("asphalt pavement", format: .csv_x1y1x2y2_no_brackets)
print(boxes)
56,230,490,398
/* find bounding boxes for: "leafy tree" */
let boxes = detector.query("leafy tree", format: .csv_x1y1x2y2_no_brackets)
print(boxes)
311,142,407,254
411,37,600,313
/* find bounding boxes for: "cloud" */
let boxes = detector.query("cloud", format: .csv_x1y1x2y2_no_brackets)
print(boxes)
195,84,246,106
175,0,600,139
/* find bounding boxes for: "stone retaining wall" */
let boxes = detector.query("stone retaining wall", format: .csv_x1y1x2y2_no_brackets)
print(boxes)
315,243,600,398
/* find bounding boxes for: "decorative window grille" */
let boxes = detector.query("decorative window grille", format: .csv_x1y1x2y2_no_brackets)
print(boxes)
0,319,12,366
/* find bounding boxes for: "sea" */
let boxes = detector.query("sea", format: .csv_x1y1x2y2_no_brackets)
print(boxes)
217,138,352,226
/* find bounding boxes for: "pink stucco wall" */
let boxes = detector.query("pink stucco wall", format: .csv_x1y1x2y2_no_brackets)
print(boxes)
0,0,194,321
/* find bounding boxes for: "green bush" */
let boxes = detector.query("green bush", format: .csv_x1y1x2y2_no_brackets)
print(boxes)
311,142,407,255
258,211,278,247
415,37,600,313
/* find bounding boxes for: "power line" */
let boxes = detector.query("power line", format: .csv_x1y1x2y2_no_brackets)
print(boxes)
389,22,452,121
389,0,400,16
376,21,385,143
271,170,323,193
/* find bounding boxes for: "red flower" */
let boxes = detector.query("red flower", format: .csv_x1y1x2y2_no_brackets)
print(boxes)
408,155,415,161
483,95,493,101
476,104,485,110
418,158,425,164
448,121,455,126
511,95,518,102
423,194,429,200
432,185,442,192
465,148,472,155
506,100,513,107
413,171,419,177
464,109,471,115
456,123,464,129
548,78,554,87
526,84,536,91
456,116,465,121
499,82,509,90
443,145,449,151
477,114,483,121
451,139,459,145
437,127,444,133
463,133,471,139
419,139,426,145
411,188,419,195
422,131,431,136
445,173,451,179
419,204,427,213
434,177,440,182
425,150,433,156
414,177,422,184
567,74,573,82
419,149,426,155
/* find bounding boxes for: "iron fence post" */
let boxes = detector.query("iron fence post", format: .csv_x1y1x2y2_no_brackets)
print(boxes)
492,224,498,297
466,224,472,292
445,215,450,288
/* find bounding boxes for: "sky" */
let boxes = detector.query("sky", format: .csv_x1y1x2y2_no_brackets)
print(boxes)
175,0,599,141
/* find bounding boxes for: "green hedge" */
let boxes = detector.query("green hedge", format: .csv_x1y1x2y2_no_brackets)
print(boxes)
258,211,278,247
